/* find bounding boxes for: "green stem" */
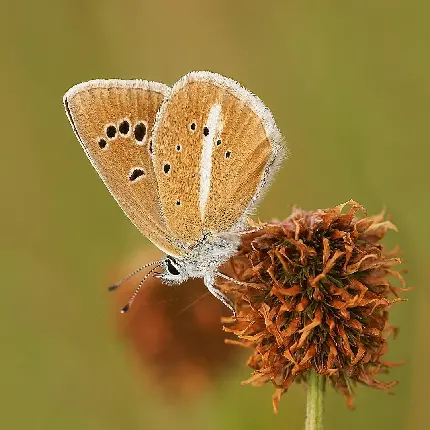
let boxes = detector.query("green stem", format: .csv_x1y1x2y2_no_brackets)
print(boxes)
305,370,325,430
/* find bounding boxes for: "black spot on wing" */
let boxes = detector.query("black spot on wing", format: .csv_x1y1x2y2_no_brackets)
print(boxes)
119,120,130,135
129,168,145,181
106,125,117,139
134,122,146,142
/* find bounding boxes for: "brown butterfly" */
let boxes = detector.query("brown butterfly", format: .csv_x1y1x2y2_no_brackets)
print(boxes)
64,72,287,313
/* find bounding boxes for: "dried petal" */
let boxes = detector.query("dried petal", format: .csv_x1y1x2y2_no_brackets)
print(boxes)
221,201,406,412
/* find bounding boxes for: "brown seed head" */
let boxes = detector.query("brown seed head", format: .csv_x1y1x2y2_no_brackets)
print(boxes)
220,201,407,412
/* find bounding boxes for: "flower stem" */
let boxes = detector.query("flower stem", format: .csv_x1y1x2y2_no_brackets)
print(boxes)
305,370,325,430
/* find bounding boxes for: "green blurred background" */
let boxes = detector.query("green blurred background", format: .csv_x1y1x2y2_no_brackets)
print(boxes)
1,1,429,429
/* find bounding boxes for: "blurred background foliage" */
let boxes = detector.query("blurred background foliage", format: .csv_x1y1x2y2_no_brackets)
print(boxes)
1,0,429,429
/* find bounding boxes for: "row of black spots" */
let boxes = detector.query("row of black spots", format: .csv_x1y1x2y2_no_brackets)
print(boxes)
186,121,233,162
112,119,146,141
98,120,147,149
203,128,230,157
129,168,145,182
187,120,223,143
201,125,231,158
199,123,223,148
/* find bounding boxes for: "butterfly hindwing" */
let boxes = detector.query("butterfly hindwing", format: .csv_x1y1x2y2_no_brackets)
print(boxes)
152,72,286,244
63,79,183,256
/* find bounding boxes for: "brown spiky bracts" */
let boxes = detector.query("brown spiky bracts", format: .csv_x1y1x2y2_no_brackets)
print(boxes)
220,201,407,412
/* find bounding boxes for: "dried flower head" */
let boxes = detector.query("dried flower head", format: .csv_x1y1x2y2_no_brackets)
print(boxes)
110,250,239,398
220,201,407,412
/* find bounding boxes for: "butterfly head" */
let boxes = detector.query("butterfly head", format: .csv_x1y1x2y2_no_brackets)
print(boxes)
159,233,241,285
158,255,190,284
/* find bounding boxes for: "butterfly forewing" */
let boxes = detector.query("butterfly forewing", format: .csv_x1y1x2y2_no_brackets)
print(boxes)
63,79,183,256
153,72,285,244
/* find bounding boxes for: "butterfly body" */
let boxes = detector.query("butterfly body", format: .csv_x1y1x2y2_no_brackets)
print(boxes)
161,233,240,282
64,72,286,312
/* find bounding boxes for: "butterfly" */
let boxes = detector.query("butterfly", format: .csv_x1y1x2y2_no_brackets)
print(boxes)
63,71,286,313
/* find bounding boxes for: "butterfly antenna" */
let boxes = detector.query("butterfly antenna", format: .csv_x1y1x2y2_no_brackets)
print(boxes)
108,260,163,292
120,265,161,314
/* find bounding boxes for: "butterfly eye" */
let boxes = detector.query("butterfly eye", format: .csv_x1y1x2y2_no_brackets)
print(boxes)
216,139,222,146
106,124,117,139
163,163,171,174
166,258,180,276
225,150,232,159
98,138,107,149
203,127,209,136
190,122,196,132
176,200,181,206
176,144,182,152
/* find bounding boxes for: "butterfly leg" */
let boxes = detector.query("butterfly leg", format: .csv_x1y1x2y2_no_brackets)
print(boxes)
204,275,236,316
235,225,266,235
